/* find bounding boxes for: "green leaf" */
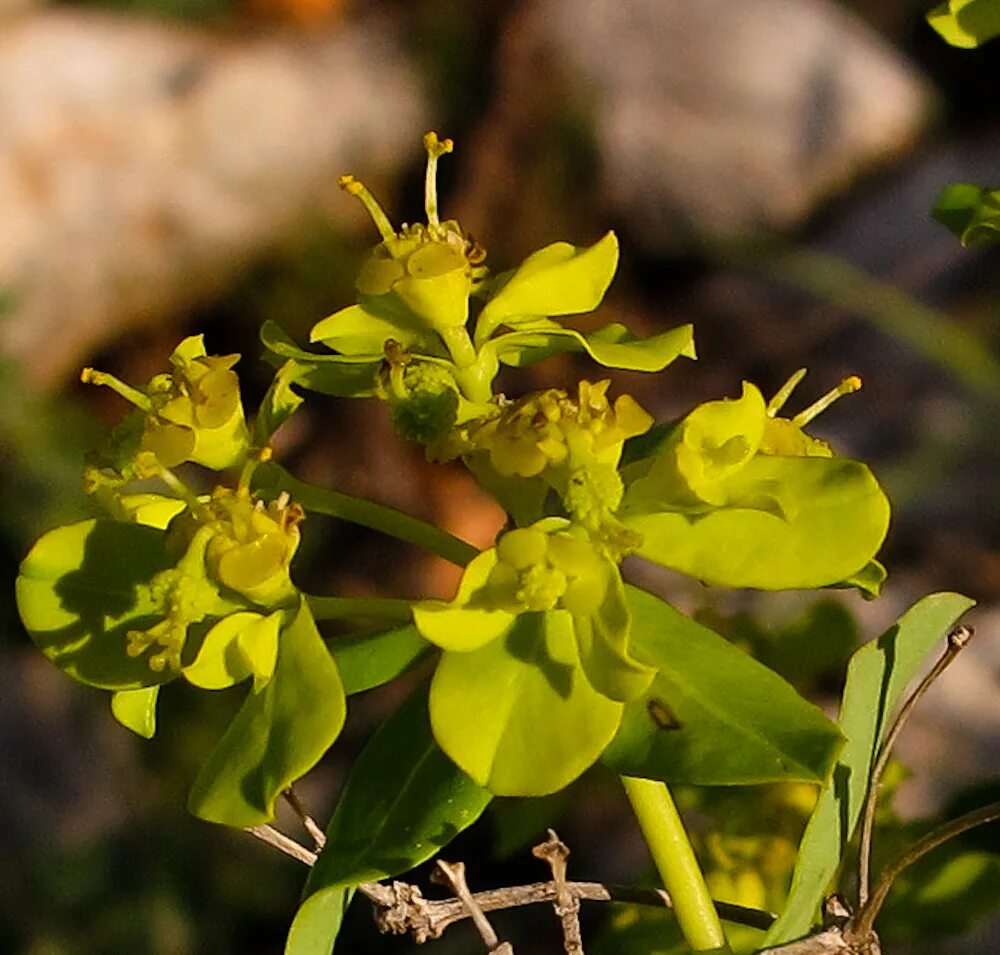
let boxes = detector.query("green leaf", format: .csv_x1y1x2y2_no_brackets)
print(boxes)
304,685,491,892
836,559,887,599
477,232,620,336
182,611,281,691
188,600,346,827
111,686,160,738
492,322,696,373
16,520,179,689
933,183,1000,245
412,550,518,651
260,320,382,397
329,624,430,695
623,456,890,589
119,493,189,529
601,587,843,786
571,562,655,703
430,611,623,796
928,0,1000,47
763,592,976,947
254,360,304,445
285,887,353,955
311,304,421,354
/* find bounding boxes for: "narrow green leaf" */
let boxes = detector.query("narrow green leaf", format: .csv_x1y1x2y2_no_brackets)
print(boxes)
928,0,1000,47
329,624,430,695
285,887,353,955
304,685,491,892
763,592,976,946
111,686,160,739
430,611,623,796
601,587,843,786
492,322,696,374
16,520,179,690
259,321,381,397
188,600,346,827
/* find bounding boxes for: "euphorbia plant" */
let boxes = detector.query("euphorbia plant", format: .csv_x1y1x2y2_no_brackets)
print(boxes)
15,132,981,954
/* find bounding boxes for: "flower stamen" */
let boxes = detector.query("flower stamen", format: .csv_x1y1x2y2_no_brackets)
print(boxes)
423,131,454,231
339,174,397,242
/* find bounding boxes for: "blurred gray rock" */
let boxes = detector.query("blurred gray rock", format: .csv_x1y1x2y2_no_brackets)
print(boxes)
500,0,933,250
0,10,426,386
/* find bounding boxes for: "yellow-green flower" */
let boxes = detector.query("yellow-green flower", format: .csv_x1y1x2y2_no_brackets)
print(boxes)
167,487,303,609
81,335,251,473
336,132,486,338
433,379,652,548
626,371,863,511
414,518,654,703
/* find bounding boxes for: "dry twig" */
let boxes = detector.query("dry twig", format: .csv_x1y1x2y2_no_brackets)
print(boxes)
283,786,327,850
533,830,583,954
435,859,514,954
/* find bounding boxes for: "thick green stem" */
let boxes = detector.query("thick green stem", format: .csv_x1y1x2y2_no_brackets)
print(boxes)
253,462,477,568
621,776,730,954
439,325,478,369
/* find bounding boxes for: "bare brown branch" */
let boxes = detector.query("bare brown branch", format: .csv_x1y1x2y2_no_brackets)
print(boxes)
245,824,317,867
435,859,514,954
283,786,327,850
533,830,583,954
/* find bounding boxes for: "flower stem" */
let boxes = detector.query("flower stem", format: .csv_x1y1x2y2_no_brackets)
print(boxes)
253,462,478,568
440,325,478,369
621,776,730,954
306,595,413,623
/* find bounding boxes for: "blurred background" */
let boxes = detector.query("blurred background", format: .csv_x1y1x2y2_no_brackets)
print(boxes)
2,0,1000,952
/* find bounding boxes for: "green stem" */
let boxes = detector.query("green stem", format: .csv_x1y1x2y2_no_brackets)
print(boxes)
306,595,413,623
621,776,730,954
439,325,478,369
253,462,477,568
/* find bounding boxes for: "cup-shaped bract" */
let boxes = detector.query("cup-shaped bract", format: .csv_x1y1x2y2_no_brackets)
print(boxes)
166,488,303,610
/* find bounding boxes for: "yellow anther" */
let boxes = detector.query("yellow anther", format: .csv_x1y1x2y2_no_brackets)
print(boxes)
338,174,362,195
80,367,153,410
423,131,454,159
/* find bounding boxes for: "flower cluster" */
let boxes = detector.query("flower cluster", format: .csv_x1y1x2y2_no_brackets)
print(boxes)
432,379,652,546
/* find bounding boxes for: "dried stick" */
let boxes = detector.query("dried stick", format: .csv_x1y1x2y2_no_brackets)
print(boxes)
533,830,583,954
242,827,776,941
373,878,774,941
435,859,514,954
245,824,318,867
857,624,973,907
283,786,327,849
